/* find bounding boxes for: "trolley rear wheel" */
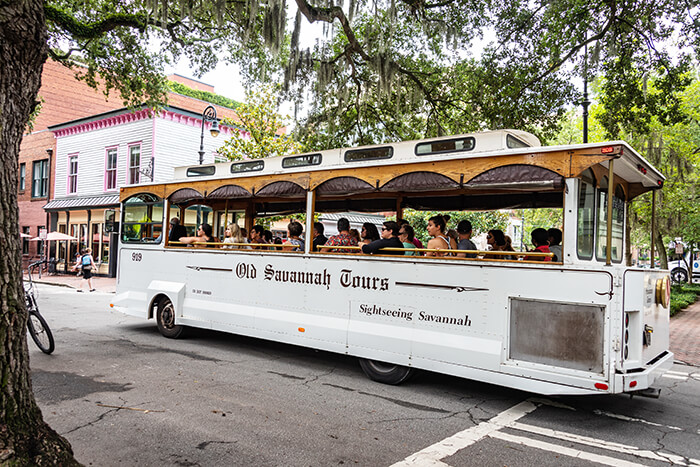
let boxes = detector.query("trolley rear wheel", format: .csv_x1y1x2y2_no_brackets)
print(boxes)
28,312,55,354
358,358,415,385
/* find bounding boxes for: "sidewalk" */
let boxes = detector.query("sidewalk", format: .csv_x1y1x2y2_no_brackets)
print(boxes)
31,272,116,294
27,274,700,366
669,300,700,366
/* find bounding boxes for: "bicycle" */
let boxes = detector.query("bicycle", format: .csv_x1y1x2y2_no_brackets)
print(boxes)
25,260,55,354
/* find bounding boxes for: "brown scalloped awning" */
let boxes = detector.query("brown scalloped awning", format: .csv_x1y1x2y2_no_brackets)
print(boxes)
381,171,459,192
467,164,564,189
255,181,305,198
207,184,251,199
169,188,204,203
316,176,375,196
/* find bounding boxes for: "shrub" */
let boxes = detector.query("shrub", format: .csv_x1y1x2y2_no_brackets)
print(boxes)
670,283,700,317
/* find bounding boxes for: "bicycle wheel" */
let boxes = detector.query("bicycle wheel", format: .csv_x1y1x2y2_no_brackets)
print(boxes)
27,311,55,354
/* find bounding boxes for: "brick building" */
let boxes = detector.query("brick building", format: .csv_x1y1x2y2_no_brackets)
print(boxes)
18,59,240,272
18,60,122,261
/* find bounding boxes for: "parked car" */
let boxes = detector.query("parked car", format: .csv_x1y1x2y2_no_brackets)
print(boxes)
669,251,700,283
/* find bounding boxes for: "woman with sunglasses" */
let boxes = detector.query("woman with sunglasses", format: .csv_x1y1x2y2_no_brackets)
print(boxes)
179,223,217,247
486,229,514,259
361,221,404,255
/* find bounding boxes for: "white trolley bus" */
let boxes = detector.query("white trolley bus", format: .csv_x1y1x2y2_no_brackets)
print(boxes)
112,129,673,396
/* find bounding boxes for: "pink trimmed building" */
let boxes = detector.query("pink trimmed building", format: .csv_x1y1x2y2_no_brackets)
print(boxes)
44,105,239,275
18,60,241,273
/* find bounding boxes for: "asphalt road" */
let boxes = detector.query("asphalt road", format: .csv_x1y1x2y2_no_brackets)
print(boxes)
29,284,700,466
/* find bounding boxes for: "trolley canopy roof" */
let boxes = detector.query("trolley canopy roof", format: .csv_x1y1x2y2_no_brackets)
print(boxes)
120,131,664,214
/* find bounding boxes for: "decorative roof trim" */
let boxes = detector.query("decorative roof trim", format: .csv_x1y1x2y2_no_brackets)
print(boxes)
51,106,241,139
52,109,153,138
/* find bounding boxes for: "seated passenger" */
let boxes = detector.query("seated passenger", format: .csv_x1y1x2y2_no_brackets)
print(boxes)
312,222,328,252
361,221,404,255
547,228,562,261
486,229,512,258
178,223,217,247
399,219,424,249
360,222,380,246
168,217,188,243
263,229,273,245
443,214,459,244
249,225,268,249
223,223,248,249
456,220,477,258
524,228,552,261
425,215,457,257
322,218,358,252
398,224,419,256
283,221,305,251
349,228,361,247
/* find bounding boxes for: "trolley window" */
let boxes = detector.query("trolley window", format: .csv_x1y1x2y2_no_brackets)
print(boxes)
344,147,393,162
415,137,475,155
507,134,531,148
596,180,625,263
121,193,163,243
577,170,596,260
187,166,216,177
231,160,264,173
283,153,322,168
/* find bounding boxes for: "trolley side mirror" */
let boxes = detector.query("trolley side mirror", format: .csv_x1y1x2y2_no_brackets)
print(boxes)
104,209,116,233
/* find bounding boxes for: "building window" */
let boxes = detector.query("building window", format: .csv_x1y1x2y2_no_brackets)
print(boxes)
31,159,48,198
105,147,118,190
22,226,30,254
19,163,26,191
36,226,45,257
128,144,141,185
67,154,78,194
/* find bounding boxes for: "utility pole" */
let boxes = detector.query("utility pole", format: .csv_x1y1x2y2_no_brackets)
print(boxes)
582,35,590,143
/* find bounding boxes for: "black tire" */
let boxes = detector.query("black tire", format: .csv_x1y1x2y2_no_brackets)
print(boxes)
358,358,415,385
671,268,688,283
156,298,186,339
27,312,55,354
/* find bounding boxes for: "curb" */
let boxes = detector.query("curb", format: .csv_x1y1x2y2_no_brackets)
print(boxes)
32,280,74,289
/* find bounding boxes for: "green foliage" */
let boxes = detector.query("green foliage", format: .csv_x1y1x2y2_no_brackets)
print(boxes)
597,57,693,138
619,75,700,260
554,71,700,262
167,81,239,109
219,85,304,160
399,209,509,245
25,95,44,134
670,283,700,317
519,209,563,247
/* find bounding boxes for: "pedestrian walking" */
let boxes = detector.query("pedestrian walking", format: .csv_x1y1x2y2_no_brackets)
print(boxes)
74,248,97,292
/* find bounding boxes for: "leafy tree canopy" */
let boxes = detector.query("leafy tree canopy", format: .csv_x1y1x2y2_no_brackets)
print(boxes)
42,0,699,148
219,85,304,160
572,71,700,268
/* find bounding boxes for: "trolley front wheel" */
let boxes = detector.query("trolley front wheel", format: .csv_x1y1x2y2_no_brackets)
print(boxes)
28,312,55,354
156,298,186,339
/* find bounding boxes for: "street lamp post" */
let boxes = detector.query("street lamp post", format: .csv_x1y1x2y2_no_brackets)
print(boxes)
198,105,220,164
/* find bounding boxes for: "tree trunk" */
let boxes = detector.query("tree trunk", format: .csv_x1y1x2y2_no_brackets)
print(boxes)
655,233,668,270
0,1,79,464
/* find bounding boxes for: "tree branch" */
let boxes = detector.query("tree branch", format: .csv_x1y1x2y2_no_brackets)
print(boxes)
44,5,151,38
516,17,614,98
293,0,371,61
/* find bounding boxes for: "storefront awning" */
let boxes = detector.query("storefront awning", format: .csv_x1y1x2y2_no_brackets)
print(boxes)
43,195,120,211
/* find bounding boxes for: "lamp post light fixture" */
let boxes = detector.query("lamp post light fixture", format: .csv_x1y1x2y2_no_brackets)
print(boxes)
198,105,220,164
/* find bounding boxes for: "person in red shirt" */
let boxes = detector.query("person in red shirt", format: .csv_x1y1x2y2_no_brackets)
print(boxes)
524,228,552,261
321,218,359,253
